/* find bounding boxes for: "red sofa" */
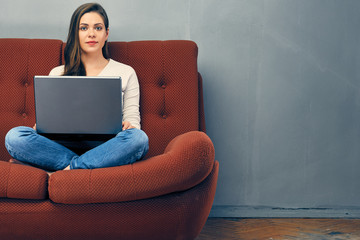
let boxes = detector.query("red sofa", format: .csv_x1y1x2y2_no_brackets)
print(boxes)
0,39,218,240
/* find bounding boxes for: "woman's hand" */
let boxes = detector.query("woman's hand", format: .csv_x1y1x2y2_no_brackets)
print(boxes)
33,123,37,131
122,121,135,130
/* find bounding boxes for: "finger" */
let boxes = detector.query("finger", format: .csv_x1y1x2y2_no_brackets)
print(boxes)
122,122,130,130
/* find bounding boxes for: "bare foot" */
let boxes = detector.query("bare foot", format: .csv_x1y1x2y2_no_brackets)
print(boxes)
9,159,70,176
47,165,70,176
9,159,31,167
10,159,55,176
63,165,70,170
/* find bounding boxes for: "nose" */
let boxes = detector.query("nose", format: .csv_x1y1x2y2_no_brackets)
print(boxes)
88,28,96,37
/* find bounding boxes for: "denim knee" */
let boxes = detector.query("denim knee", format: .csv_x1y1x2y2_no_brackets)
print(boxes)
5,126,34,149
131,129,149,158
127,129,148,145
134,129,148,143
116,128,149,157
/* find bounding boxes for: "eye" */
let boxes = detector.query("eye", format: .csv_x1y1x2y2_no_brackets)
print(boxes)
79,26,88,31
95,26,103,31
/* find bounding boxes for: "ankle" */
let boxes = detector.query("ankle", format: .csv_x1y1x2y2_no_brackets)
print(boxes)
63,165,70,170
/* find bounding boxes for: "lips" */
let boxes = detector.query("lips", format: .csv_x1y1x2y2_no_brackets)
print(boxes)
86,41,98,45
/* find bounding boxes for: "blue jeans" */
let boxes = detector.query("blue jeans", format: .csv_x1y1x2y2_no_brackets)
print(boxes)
5,126,149,171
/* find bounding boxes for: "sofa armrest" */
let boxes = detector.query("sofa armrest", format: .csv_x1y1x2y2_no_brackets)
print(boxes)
48,131,215,204
0,161,48,200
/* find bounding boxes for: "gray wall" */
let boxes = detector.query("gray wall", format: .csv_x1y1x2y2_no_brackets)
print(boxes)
2,0,360,217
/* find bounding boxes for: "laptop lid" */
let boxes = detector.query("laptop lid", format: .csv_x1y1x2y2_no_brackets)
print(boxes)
34,75,122,140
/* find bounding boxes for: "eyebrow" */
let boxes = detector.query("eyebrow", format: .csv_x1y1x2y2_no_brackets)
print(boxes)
79,23,104,26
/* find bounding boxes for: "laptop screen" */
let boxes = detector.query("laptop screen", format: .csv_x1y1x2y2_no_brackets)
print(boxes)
34,75,122,140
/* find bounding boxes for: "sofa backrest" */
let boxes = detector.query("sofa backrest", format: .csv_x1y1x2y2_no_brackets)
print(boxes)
0,39,63,161
0,39,202,161
107,41,201,158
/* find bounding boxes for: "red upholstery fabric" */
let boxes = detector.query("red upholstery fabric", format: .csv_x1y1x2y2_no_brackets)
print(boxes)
0,162,218,240
0,39,218,239
0,39,63,161
108,41,199,158
49,131,214,204
198,73,207,132
0,161,48,200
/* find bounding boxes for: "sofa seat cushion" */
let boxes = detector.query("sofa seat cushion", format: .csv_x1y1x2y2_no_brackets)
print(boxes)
48,131,215,204
0,161,48,199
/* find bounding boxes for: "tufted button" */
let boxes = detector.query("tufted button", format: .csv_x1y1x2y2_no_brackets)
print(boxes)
22,113,27,118
162,115,167,119
24,83,29,87
161,84,166,89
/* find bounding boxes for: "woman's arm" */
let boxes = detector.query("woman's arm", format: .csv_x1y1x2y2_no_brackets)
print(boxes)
122,121,135,130
122,69,141,129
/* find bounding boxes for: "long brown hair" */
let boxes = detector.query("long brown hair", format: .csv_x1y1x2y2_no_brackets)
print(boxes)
63,3,109,76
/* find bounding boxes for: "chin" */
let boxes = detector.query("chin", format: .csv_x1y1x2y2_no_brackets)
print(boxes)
82,48,102,55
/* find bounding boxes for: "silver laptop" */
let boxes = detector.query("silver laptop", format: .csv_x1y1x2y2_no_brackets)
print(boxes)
34,75,122,140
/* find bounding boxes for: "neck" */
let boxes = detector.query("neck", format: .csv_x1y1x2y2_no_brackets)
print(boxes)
81,52,106,66
81,52,109,76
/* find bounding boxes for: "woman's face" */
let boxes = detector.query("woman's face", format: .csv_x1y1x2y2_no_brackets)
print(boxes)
78,12,109,56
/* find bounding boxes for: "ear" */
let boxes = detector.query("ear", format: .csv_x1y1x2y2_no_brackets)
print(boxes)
105,28,109,41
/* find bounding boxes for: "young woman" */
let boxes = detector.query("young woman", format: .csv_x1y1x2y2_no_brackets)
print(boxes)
5,3,149,172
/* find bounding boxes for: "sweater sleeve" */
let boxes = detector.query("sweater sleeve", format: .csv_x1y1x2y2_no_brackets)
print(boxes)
122,68,141,129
